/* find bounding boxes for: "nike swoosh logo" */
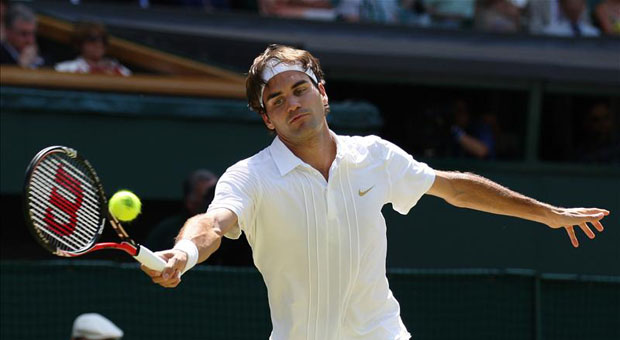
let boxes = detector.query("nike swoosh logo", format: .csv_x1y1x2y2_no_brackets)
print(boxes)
358,185,375,197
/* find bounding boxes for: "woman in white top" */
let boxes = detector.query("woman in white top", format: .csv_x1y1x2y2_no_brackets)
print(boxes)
55,21,131,76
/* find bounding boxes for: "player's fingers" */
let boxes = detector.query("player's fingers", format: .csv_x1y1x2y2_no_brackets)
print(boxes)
151,271,179,284
152,276,180,287
578,223,595,239
571,213,605,228
140,264,160,278
583,208,610,216
151,276,166,284
162,252,187,279
161,256,179,280
565,226,579,248
593,220,604,232
154,269,181,287
161,276,181,288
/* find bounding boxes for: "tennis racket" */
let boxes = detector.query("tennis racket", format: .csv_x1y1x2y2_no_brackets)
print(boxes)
23,146,166,271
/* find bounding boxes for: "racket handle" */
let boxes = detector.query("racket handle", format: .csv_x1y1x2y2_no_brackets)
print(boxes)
134,245,167,272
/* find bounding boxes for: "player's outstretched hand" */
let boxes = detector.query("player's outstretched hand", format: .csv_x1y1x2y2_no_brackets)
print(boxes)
140,249,187,288
546,208,610,248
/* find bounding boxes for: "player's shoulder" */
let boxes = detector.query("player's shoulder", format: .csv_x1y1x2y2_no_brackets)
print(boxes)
338,134,415,166
223,146,276,178
338,134,395,156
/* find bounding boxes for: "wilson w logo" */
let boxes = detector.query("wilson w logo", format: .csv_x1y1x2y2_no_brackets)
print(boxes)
43,163,84,236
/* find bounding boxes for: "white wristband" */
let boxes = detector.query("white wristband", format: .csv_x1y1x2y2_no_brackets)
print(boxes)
173,239,199,274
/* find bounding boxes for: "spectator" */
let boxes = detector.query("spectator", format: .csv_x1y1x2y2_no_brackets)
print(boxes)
334,0,401,23
70,313,123,340
400,0,432,27
424,0,476,29
541,0,600,36
574,102,619,163
448,99,496,159
55,22,131,76
171,0,230,11
529,0,560,33
259,0,336,21
334,0,361,22
1,0,7,42
145,169,218,252
0,4,45,68
595,0,620,35
178,0,230,11
475,0,522,32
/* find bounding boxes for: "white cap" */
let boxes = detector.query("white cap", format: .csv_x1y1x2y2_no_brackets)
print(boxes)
71,313,124,339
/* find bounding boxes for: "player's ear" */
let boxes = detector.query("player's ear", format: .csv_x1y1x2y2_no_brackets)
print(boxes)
318,83,328,106
260,112,275,130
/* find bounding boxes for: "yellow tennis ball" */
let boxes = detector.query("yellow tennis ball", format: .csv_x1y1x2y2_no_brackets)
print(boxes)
108,190,142,222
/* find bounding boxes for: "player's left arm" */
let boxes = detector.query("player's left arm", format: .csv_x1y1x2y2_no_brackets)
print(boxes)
426,170,610,247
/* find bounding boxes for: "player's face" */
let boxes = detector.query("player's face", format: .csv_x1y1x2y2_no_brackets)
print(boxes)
261,71,329,142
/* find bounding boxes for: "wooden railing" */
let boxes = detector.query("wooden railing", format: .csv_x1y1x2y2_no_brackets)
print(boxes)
0,66,246,99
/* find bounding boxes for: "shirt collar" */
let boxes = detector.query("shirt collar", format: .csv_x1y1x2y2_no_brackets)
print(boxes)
269,136,305,176
269,130,350,177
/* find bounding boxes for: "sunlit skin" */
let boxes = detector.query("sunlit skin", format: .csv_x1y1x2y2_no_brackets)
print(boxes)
261,71,336,180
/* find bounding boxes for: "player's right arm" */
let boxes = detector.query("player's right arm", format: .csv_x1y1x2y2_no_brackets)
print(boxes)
140,208,238,288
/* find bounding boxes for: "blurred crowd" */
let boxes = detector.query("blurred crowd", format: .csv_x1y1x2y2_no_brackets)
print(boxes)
0,0,617,165
257,0,619,36
0,0,131,74
141,0,620,36
1,0,616,73
50,0,620,36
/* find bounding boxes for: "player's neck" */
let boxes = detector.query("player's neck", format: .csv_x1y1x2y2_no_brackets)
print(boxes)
282,126,336,181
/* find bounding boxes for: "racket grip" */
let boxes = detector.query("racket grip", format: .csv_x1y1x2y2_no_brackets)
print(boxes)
134,245,167,272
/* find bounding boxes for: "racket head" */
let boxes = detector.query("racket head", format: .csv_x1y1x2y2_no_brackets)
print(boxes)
23,146,107,256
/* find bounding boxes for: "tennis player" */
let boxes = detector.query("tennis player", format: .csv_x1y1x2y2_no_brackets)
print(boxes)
142,44,610,340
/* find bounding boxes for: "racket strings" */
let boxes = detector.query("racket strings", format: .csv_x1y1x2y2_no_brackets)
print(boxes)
32,157,100,227
44,156,100,199
27,197,93,247
27,153,103,253
29,182,95,250
29,180,99,234
35,159,100,218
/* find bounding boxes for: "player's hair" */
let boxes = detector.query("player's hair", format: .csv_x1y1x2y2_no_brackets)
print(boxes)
72,22,109,50
6,3,36,29
246,44,329,115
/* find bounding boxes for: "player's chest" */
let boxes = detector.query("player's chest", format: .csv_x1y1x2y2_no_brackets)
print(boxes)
257,165,388,244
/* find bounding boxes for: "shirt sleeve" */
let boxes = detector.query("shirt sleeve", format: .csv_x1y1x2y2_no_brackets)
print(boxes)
381,139,436,215
207,164,259,240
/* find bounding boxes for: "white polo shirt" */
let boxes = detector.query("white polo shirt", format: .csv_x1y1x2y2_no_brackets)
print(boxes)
208,132,435,340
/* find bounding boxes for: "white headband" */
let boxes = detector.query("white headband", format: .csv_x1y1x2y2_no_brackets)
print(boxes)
260,59,319,109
